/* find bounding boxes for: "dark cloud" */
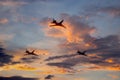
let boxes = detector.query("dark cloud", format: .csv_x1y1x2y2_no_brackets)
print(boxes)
47,35,120,70
47,62,76,69
88,35,120,58
0,76,38,80
11,61,21,64
45,54,77,61
41,13,120,70
21,56,40,63
0,43,13,66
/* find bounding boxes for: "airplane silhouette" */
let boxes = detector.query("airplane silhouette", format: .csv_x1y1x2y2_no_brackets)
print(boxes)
45,75,54,79
25,49,38,56
50,19,66,28
51,18,57,24
77,50,87,56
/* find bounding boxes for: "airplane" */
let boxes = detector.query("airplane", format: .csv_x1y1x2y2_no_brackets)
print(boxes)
45,75,54,79
77,50,87,56
50,19,66,28
25,49,38,56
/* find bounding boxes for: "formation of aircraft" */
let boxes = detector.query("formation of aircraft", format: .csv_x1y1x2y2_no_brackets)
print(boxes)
23,19,88,73
25,49,38,56
77,50,87,56
24,19,89,57
49,19,66,28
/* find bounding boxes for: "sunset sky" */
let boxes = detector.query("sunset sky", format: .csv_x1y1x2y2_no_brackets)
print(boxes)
0,0,120,80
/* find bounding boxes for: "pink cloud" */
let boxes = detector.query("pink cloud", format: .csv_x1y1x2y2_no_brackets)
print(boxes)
0,18,8,24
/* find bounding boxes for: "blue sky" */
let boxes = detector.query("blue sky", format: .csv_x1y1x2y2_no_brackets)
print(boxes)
0,0,120,80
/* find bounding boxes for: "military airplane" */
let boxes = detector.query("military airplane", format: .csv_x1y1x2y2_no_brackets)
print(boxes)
50,19,66,28
25,49,38,56
77,50,87,56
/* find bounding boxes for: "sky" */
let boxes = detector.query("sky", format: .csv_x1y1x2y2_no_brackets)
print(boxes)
0,0,120,80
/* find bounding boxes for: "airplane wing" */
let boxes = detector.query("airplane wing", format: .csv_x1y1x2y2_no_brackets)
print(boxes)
61,25,66,28
59,20,64,24
49,25,57,27
32,50,35,53
83,51,87,53
33,53,38,56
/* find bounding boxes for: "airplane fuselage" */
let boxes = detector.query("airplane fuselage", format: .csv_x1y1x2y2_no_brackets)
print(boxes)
77,51,87,56
25,50,37,56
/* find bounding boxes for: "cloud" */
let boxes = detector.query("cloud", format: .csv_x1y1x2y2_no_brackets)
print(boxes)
99,6,120,17
0,34,14,41
36,66,70,74
0,44,38,71
8,48,50,65
45,54,77,61
0,0,28,6
46,35,120,71
40,13,96,54
47,62,76,69
88,35,120,58
40,14,120,71
0,18,8,24
0,64,38,71
83,6,120,18
36,13,120,74
0,0,54,7
0,76,38,80
21,56,40,63
11,64,38,71
19,48,50,63
0,44,13,66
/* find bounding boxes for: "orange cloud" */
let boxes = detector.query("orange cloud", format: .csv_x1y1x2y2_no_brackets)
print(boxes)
1,64,38,71
36,66,69,75
86,64,120,71
8,49,25,61
40,16,96,44
55,68,68,74
12,55,22,61
45,28,65,38
35,49,49,55
105,58,114,63
39,15,97,56
105,66,120,71
14,64,37,71
88,53,102,58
